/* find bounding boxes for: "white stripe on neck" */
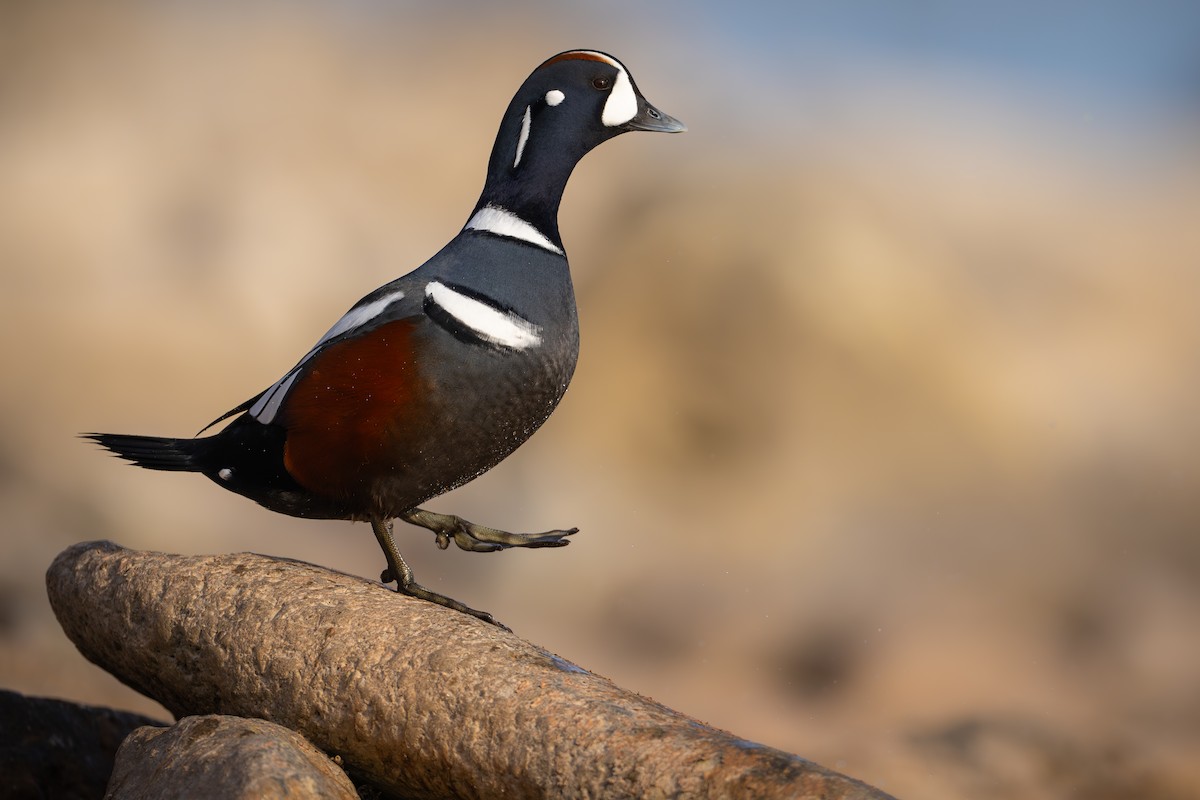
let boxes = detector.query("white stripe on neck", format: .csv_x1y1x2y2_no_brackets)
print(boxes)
514,105,532,168
464,204,563,255
425,281,543,350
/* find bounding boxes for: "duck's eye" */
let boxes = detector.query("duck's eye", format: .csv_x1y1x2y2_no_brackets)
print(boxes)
591,76,611,91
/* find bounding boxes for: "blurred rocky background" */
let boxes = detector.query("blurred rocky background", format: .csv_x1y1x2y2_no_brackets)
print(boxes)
1,2,1197,798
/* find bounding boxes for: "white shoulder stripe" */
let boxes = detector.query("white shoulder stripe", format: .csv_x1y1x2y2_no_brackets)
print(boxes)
248,368,300,424
464,204,563,255
249,289,406,424
425,281,542,350
314,289,406,349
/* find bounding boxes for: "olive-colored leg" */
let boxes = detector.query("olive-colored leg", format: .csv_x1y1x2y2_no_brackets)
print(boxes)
370,516,509,631
399,507,578,552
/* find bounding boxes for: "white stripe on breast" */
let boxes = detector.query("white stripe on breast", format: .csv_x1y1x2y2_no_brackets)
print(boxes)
425,281,542,350
464,204,563,255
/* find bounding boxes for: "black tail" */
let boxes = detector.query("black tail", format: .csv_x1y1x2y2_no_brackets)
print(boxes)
82,433,207,472
84,422,307,513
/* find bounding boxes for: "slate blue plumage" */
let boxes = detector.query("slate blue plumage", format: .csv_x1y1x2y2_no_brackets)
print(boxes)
87,50,684,628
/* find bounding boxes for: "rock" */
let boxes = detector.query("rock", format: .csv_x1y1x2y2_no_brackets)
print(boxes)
104,714,358,800
0,688,166,800
48,541,894,800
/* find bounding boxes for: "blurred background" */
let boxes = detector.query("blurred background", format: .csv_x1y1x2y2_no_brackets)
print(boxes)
2,1,1198,797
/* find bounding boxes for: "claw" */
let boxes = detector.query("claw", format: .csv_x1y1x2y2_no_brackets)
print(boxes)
464,525,578,548
452,531,506,552
371,516,511,631
398,508,579,553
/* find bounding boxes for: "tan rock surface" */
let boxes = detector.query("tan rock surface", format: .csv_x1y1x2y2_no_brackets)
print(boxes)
105,715,358,800
49,541,892,800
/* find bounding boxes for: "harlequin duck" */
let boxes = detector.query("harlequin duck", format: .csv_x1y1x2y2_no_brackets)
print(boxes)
86,50,685,629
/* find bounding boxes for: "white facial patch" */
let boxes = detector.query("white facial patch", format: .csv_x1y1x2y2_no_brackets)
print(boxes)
464,204,563,255
425,281,542,350
514,105,531,168
601,66,638,127
249,289,406,424
544,51,637,127
545,89,565,106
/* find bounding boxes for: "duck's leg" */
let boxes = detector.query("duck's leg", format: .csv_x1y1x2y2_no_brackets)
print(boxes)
370,516,509,631
399,507,578,552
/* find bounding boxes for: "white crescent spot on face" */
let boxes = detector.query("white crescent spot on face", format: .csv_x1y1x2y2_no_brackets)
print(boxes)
425,281,543,350
602,67,638,127
545,89,565,106
514,105,532,168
